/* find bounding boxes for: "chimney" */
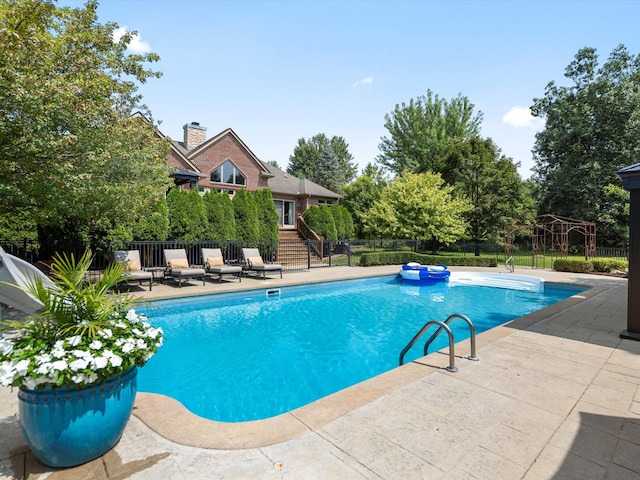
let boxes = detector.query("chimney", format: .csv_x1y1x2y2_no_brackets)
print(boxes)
183,122,207,150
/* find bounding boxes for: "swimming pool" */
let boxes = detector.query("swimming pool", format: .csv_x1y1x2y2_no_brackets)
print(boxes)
138,275,585,422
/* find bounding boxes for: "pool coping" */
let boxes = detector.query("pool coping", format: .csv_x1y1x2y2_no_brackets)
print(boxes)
132,275,604,450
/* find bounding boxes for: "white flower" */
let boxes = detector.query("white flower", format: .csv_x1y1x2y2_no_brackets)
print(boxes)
34,353,52,364
98,329,113,339
51,360,68,372
114,321,127,329
109,355,123,367
136,339,147,350
146,327,162,339
69,358,89,371
14,359,30,376
89,340,102,350
132,328,142,336
125,309,139,322
85,372,98,384
121,341,135,354
67,335,82,347
73,349,92,360
0,361,16,386
0,338,14,356
51,345,66,359
93,356,108,369
36,362,53,375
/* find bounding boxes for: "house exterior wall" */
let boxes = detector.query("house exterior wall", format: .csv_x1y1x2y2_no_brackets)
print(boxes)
168,149,194,172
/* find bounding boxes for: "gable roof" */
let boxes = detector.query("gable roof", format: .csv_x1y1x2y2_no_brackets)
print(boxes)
261,162,340,199
187,128,272,177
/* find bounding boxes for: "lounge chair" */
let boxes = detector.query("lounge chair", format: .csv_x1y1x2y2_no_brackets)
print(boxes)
163,249,206,287
201,248,242,283
114,250,153,291
241,248,282,279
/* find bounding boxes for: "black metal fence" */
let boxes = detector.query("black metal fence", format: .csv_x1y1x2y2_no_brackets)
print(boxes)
1,238,629,276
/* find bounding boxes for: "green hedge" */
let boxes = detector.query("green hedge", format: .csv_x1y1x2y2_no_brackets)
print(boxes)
359,251,497,267
554,258,628,273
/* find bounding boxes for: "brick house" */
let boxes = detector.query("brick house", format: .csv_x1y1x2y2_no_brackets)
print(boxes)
162,121,340,232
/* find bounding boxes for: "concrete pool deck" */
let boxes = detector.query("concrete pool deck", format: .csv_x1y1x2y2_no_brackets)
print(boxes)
1,265,638,479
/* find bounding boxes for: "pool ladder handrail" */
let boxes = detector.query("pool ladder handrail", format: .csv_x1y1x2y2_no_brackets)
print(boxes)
398,314,479,372
505,256,515,273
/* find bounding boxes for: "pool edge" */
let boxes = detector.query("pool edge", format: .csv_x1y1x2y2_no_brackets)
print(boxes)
132,280,607,450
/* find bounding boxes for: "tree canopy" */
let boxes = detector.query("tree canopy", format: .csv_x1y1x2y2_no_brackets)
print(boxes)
531,44,640,246
444,137,535,242
287,133,357,192
361,171,471,245
0,0,170,237
377,90,483,177
338,163,387,238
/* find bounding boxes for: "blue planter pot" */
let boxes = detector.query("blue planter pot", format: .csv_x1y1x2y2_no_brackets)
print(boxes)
18,367,137,468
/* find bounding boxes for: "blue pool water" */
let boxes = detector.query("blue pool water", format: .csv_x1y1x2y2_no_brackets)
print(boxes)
138,275,585,422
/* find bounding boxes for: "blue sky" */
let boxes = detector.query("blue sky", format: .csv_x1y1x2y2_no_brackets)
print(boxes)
62,0,640,178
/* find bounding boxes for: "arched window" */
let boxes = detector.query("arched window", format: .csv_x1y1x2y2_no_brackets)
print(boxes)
210,160,246,186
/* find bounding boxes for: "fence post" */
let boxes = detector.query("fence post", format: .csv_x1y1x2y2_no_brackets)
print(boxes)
307,240,311,270
347,239,351,266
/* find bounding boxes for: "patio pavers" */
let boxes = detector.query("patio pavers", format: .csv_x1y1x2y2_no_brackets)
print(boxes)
1,266,637,479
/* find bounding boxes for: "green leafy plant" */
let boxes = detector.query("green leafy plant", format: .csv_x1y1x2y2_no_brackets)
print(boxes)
0,250,163,390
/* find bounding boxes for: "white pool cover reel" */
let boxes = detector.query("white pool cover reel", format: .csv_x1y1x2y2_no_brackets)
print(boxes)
0,247,56,316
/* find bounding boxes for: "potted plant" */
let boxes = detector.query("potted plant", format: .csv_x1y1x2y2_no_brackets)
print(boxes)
0,249,163,468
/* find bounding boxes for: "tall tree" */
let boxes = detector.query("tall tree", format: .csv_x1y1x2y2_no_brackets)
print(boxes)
287,133,357,191
444,137,535,243
361,172,471,247
377,90,483,177
531,44,640,246
0,0,170,236
315,147,344,194
338,163,387,238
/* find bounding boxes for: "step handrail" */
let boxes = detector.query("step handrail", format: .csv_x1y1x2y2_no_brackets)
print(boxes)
423,314,479,361
399,320,458,372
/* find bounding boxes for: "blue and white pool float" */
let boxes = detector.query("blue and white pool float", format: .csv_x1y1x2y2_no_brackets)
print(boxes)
399,262,451,285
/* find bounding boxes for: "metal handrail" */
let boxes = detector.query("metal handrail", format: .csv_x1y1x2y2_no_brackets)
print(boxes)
505,256,514,272
399,320,458,372
423,314,479,362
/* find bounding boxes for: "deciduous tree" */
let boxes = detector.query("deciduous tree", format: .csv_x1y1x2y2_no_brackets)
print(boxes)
361,172,471,247
444,137,535,243
531,44,639,246
377,90,482,177
0,0,170,238
339,163,387,238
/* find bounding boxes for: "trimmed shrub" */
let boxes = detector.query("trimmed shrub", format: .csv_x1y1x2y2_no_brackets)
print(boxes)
303,205,337,240
167,188,208,241
254,189,279,243
553,259,594,273
359,251,497,267
134,196,169,241
590,258,628,272
203,191,235,241
331,205,354,239
233,189,260,242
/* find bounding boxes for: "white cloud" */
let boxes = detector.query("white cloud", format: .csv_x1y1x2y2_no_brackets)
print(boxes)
352,76,374,88
502,106,544,129
112,26,151,53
